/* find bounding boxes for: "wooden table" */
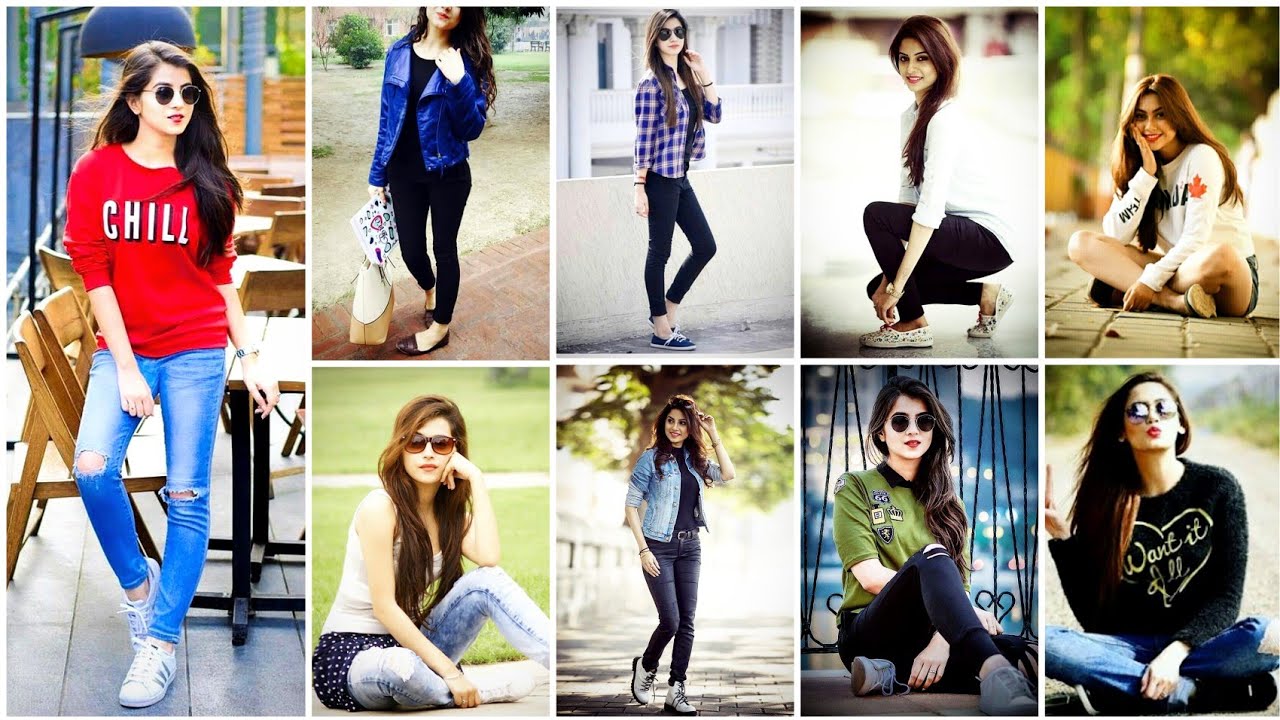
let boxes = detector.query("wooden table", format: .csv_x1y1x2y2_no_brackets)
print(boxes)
190,316,307,645
231,254,305,289
233,214,274,239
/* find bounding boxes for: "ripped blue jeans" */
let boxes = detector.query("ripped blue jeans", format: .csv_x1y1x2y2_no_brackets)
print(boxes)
347,566,550,710
73,348,225,645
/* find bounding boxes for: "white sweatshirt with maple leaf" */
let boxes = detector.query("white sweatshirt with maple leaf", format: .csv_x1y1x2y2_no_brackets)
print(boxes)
898,100,1014,248
1102,143,1253,292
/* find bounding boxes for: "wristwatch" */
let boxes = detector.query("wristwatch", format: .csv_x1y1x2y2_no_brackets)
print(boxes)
234,343,261,360
885,282,904,299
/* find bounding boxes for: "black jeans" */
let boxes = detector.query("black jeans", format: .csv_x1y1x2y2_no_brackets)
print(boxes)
644,173,717,319
389,160,472,325
838,547,1030,694
641,532,701,684
863,201,1013,323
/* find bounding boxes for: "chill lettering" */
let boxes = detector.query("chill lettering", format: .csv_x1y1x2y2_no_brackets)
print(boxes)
101,200,189,245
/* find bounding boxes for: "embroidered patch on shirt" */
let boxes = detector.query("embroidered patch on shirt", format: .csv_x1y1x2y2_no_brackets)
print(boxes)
834,476,846,494
872,489,891,504
888,505,904,522
871,507,886,525
877,526,895,544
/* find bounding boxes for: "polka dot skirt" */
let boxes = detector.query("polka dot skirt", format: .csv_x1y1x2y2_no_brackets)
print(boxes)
313,631,401,711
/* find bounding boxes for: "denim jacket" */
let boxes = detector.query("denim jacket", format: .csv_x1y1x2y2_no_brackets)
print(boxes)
368,33,488,187
625,446,726,542
633,66,723,179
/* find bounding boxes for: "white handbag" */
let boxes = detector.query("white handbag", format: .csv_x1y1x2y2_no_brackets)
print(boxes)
350,192,399,266
349,259,394,345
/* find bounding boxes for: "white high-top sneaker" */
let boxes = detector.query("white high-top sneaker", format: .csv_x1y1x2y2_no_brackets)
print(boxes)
663,680,697,715
631,657,658,705
476,671,536,704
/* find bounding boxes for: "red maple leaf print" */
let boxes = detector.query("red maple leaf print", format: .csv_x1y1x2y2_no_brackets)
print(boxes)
1188,174,1208,199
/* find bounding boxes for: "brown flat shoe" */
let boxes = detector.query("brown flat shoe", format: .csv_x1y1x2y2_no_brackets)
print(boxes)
396,331,449,356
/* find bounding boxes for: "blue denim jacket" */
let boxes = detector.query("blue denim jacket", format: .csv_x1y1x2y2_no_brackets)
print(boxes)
368,33,488,187
625,446,725,542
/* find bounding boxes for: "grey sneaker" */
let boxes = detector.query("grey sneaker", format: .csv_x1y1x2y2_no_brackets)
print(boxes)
119,556,161,650
663,680,697,715
477,671,536,704
978,666,1037,716
850,656,907,696
631,657,658,705
118,641,177,708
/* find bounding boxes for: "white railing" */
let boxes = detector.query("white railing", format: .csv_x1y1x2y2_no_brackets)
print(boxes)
590,83,792,124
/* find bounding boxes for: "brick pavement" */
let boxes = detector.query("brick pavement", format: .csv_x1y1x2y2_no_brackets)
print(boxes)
556,615,793,716
312,228,549,360
1045,224,1278,358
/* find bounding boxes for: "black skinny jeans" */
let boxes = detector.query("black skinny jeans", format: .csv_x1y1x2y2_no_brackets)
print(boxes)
863,201,1013,323
644,173,717,319
838,547,1030,693
389,160,472,325
641,533,701,684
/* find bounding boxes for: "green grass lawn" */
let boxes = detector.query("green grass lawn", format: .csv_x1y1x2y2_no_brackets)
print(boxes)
495,51,549,82
312,367,549,475
312,485,550,664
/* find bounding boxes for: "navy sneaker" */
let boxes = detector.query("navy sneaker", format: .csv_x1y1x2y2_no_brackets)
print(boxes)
650,331,695,351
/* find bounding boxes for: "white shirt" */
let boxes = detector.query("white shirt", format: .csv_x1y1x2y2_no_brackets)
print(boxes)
322,489,443,635
899,100,1015,248
1102,143,1254,292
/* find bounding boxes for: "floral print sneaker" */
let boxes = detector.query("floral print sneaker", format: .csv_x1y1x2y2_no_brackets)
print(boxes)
968,286,1014,338
860,324,934,348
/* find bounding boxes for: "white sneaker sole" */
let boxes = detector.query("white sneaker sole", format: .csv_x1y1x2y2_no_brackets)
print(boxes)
650,342,696,351
862,337,933,348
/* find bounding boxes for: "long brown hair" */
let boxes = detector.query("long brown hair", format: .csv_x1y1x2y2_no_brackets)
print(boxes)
867,376,970,577
413,7,497,113
890,16,961,188
646,394,712,484
644,9,705,129
1110,74,1243,251
90,41,241,267
376,395,472,627
1070,372,1192,608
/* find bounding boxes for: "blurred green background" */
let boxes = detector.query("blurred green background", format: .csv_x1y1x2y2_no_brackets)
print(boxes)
312,367,550,664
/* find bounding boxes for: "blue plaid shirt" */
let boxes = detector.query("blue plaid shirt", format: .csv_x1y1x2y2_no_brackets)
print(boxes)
633,67,723,178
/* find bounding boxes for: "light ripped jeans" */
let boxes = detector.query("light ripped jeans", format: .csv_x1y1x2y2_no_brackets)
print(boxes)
347,566,550,709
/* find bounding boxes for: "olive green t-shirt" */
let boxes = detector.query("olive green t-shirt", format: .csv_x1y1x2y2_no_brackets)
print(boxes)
832,463,970,616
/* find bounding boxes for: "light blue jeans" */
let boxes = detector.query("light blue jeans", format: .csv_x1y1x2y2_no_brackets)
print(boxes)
347,566,550,709
73,348,226,645
1046,617,1279,711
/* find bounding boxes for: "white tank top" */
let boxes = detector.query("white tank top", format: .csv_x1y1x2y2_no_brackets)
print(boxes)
321,488,443,635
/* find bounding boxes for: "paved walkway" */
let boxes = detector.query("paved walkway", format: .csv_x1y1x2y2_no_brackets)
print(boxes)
1045,223,1278,358
311,660,549,717
1043,432,1279,715
802,669,981,716
557,615,793,716
6,409,306,716
558,317,794,357
312,228,549,360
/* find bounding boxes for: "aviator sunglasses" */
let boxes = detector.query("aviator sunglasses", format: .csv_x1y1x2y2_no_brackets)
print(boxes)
404,433,458,455
142,84,202,106
657,26,685,41
1125,399,1178,425
889,412,936,433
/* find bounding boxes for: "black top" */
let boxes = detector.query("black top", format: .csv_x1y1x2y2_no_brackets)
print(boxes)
673,451,701,531
1048,459,1247,647
388,47,435,182
681,87,697,171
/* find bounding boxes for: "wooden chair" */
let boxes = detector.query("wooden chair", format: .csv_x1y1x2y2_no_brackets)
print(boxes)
242,193,305,218
260,183,306,198
235,268,307,462
38,248,94,330
239,174,294,191
259,211,306,263
8,310,164,583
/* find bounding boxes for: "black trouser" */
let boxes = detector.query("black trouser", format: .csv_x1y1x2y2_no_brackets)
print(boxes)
837,547,1029,694
389,160,472,325
641,532,701,684
644,173,717,319
863,201,1013,323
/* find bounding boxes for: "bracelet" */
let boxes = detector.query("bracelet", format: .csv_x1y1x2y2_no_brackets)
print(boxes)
634,181,645,186
702,81,714,87
442,671,463,681
639,547,652,556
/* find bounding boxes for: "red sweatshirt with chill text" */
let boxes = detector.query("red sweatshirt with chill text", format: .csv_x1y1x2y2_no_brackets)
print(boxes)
63,143,236,357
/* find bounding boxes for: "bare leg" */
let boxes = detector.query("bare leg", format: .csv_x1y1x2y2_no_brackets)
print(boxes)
979,283,1000,315
1164,243,1254,317
665,299,680,329
1067,231,1188,313
652,315,675,338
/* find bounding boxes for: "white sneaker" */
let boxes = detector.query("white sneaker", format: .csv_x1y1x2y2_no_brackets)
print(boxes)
118,641,177,708
119,556,161,650
860,324,934,348
968,286,1014,338
477,671,536,704
663,680,697,715
631,656,658,705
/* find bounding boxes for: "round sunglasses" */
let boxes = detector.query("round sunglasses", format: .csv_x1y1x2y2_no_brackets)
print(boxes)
403,433,458,455
1125,399,1178,425
142,84,202,106
657,26,685,41
889,412,936,433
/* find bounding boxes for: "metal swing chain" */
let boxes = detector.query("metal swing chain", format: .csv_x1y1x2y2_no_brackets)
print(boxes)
802,365,845,650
